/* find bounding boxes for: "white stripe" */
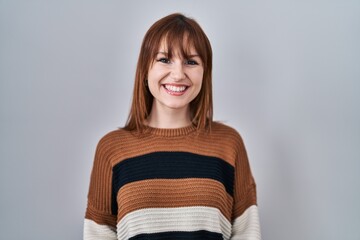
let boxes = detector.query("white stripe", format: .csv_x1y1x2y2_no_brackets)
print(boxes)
117,206,232,240
231,205,261,240
83,219,117,240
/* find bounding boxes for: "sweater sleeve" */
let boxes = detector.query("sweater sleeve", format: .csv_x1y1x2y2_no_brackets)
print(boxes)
84,136,117,240
230,135,261,240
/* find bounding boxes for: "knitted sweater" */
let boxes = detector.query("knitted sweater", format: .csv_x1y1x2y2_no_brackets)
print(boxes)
84,122,261,240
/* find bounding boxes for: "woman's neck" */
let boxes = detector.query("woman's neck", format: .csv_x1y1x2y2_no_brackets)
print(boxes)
146,104,192,129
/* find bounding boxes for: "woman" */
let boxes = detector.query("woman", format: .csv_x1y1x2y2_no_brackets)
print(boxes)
84,13,261,240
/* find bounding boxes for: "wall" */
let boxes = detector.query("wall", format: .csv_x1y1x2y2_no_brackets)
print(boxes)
0,0,359,239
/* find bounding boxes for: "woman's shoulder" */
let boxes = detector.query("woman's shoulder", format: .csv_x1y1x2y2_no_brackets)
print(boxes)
96,128,134,147
209,121,246,146
211,121,242,138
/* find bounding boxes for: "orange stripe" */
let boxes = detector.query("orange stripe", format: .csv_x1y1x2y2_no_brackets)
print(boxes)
85,204,117,227
116,178,233,222
104,124,240,168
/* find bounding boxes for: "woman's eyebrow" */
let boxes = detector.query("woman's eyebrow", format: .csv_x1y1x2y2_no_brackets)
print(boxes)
156,52,200,58
187,54,200,58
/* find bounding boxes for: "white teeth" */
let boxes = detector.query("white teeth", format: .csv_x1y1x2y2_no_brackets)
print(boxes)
164,85,187,92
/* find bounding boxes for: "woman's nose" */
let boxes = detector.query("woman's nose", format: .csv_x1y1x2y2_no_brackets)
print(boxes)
170,62,186,81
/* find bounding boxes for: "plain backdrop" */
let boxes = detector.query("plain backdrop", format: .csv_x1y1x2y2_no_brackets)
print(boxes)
1,1,359,239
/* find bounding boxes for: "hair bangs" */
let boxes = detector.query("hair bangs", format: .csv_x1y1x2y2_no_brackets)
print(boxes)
150,21,207,66
162,32,196,60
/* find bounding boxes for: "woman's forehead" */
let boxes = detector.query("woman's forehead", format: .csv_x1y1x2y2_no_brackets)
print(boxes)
156,38,198,56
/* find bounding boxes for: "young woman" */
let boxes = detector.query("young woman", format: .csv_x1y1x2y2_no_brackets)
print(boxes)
84,13,261,240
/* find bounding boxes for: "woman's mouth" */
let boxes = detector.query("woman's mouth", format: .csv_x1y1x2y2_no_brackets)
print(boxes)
162,84,189,95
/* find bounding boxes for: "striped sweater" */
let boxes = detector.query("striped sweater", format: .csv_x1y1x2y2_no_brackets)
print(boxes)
84,122,261,240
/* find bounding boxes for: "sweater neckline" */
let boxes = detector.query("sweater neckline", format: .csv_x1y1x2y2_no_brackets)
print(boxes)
143,124,197,137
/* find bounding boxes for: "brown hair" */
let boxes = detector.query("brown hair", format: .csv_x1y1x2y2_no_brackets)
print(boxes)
125,13,213,131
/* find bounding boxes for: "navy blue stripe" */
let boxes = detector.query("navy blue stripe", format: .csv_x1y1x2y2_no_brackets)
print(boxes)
111,151,234,215
129,230,223,240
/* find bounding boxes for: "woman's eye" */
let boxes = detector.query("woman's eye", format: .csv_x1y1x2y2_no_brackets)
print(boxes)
157,58,171,64
186,60,198,65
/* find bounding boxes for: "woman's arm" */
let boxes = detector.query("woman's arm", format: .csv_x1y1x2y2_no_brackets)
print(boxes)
84,135,117,240
230,135,261,240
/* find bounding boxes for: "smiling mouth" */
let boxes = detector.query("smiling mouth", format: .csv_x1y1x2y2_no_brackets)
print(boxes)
162,84,189,94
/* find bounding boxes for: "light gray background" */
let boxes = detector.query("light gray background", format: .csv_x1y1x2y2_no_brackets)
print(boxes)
1,0,359,239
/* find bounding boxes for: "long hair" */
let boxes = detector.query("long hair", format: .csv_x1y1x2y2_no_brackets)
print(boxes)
125,13,213,131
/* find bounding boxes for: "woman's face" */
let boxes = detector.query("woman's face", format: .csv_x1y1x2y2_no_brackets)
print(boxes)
147,42,204,113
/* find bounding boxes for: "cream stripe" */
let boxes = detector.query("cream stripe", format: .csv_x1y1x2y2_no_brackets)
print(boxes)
231,205,261,240
117,206,232,240
83,219,117,240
